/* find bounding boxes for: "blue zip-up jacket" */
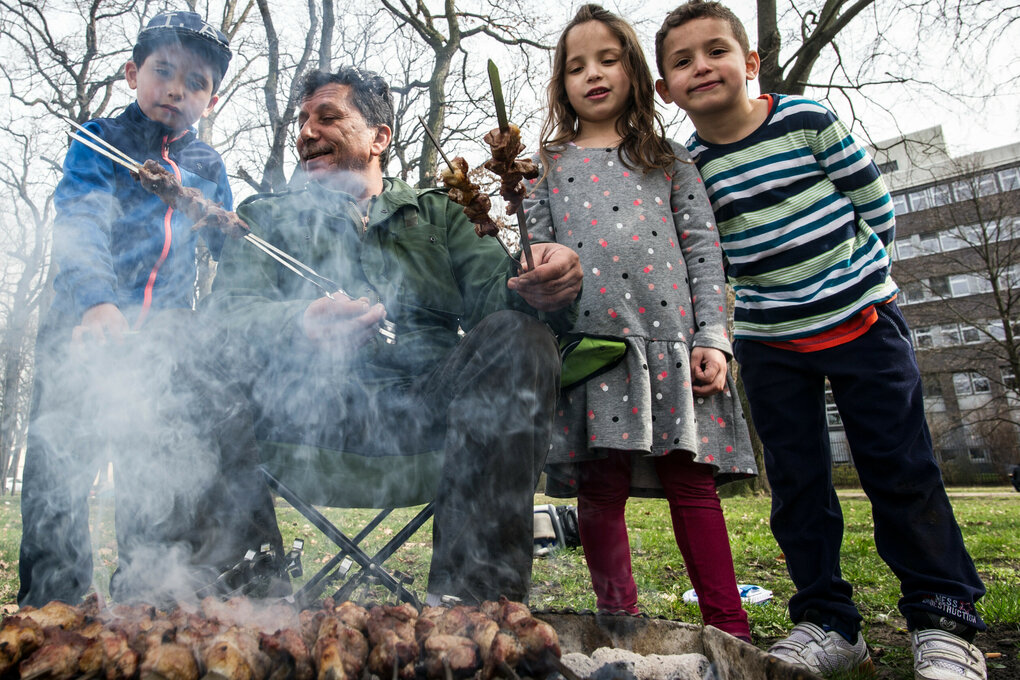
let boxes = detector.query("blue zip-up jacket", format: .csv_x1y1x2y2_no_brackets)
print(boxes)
51,102,230,327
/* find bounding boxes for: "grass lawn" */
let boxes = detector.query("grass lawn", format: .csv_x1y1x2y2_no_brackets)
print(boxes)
0,487,1017,679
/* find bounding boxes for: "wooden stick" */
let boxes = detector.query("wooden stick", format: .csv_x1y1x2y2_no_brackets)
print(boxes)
442,658,455,680
418,115,456,170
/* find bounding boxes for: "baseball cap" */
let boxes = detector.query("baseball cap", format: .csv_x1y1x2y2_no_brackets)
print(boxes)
135,11,232,81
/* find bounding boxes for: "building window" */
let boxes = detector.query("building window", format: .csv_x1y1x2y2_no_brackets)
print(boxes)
977,173,998,197
961,325,982,344
930,184,953,207
914,326,934,348
941,325,962,346
928,276,951,298
1003,366,1017,392
918,232,941,255
949,275,972,297
892,193,909,215
897,239,918,260
940,227,968,252
953,179,974,201
998,166,1020,192
988,320,1006,341
878,160,900,174
908,188,931,212
825,385,842,428
953,372,991,396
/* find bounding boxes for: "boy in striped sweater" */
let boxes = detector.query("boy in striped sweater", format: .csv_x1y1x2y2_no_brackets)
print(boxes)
654,2,987,679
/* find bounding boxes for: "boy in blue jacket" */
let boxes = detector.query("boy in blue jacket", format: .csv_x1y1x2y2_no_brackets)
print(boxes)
19,11,281,606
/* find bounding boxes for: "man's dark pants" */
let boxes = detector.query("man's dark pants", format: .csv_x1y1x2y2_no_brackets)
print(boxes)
251,310,560,604
734,301,985,633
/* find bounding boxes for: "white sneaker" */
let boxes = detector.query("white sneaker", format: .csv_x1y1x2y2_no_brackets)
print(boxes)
767,621,874,676
911,628,986,680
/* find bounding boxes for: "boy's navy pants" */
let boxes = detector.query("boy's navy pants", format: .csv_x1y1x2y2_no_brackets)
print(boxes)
734,301,986,633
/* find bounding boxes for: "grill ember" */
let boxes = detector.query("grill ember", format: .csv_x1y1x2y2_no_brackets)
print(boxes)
0,595,562,680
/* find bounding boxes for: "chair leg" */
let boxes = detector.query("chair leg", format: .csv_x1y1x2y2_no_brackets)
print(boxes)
261,466,434,608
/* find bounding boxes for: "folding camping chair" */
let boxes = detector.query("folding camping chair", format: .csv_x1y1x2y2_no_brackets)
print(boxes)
258,442,445,610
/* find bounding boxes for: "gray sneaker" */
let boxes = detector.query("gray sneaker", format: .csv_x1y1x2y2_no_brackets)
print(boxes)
912,628,986,680
767,621,874,676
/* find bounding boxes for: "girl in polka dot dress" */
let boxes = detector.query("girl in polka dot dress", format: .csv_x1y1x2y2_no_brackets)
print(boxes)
524,4,757,640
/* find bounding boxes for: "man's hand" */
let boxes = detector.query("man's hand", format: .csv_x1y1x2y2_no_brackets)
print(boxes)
690,346,728,396
302,294,387,353
507,242,582,311
71,303,129,347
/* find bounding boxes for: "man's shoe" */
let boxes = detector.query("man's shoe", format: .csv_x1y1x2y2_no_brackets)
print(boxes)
767,621,874,676
912,628,986,680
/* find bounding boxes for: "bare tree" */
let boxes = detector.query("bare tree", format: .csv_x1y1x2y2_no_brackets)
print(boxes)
0,129,56,494
379,0,550,187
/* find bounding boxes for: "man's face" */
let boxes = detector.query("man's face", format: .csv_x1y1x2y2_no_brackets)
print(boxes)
297,83,388,186
655,17,758,121
125,44,218,133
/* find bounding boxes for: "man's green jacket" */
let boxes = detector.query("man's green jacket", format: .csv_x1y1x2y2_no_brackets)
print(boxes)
204,177,573,391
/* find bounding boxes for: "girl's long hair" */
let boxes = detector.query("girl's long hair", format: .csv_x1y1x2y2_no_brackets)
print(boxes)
539,4,674,175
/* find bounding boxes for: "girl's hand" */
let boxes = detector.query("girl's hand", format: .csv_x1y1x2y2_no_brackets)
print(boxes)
690,346,727,396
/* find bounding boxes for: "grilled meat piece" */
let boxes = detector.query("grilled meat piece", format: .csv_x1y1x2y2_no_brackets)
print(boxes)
365,604,418,679
441,157,500,238
18,600,86,632
139,641,199,680
18,629,96,680
260,628,313,680
135,160,250,238
201,626,269,680
422,633,479,679
0,615,45,676
483,126,539,216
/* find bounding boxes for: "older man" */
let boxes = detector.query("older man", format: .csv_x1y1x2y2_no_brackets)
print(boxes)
204,67,582,604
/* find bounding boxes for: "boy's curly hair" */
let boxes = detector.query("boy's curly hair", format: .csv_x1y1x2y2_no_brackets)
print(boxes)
540,4,674,175
654,1,750,78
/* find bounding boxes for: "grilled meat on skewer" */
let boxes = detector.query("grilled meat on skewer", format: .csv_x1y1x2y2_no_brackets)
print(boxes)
260,628,313,680
0,615,45,675
422,634,479,679
134,159,250,238
18,628,99,680
440,157,500,238
139,641,200,680
365,604,418,680
482,125,539,215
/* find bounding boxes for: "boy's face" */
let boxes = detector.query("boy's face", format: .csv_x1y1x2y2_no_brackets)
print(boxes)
655,17,759,120
125,44,218,133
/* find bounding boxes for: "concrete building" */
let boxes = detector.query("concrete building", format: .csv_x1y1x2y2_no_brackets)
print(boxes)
824,127,1020,479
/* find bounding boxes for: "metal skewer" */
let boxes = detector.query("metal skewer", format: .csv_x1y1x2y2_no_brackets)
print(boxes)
417,116,521,269
68,133,141,172
63,116,397,344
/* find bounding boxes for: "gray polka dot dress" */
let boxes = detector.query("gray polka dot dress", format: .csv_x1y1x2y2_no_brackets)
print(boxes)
523,142,757,497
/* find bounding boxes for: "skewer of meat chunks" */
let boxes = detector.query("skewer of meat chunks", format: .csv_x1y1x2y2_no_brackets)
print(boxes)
418,117,521,270
482,125,539,216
